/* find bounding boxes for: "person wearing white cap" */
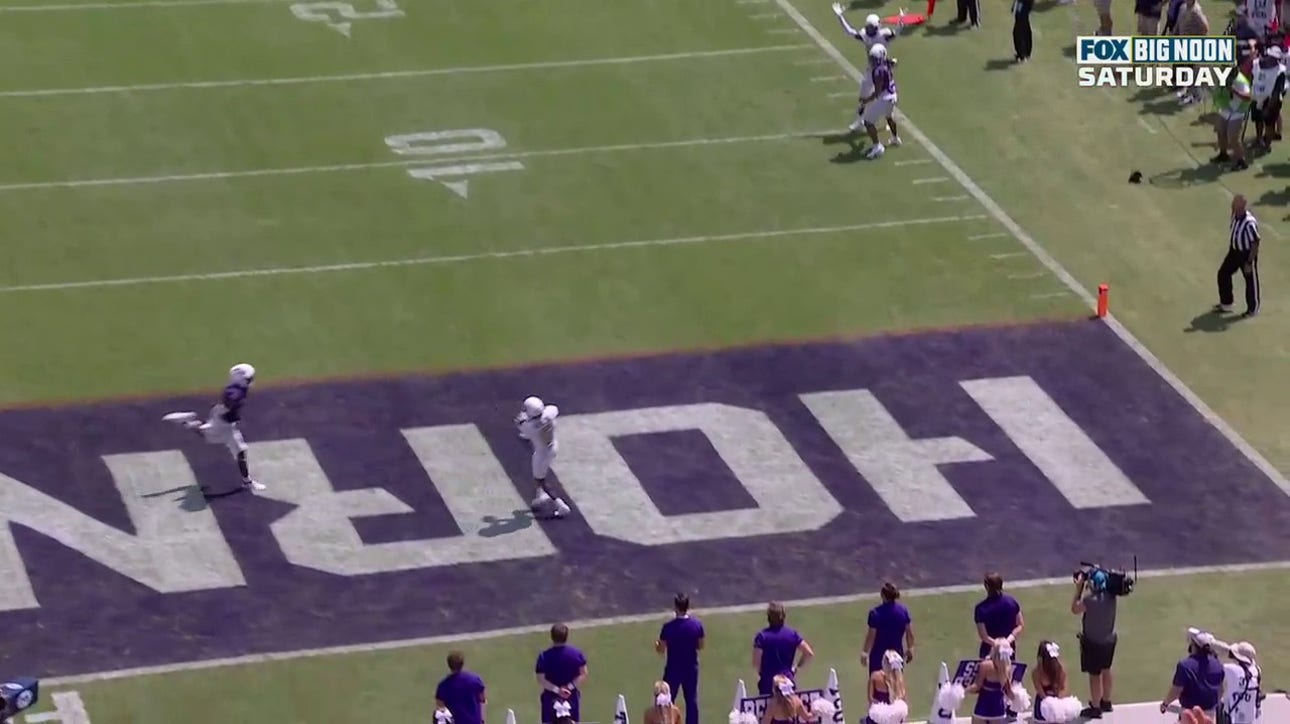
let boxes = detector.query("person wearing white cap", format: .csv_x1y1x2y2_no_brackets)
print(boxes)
1219,642,1261,724
1160,629,1226,719
1251,45,1286,150
515,395,571,518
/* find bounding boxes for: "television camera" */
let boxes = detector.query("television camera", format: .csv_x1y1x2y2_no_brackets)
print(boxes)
0,677,38,721
1073,556,1137,597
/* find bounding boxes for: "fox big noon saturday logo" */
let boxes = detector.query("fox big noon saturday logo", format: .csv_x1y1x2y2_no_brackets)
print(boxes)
1077,35,1236,88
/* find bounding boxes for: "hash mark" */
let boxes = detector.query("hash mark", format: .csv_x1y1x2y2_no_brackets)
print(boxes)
912,177,950,185
969,232,1008,240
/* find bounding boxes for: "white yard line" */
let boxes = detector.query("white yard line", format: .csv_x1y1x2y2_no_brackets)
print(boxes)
750,12,782,18
931,195,968,202
968,232,1007,240
911,176,949,185
765,28,800,34
1008,271,1047,280
826,91,854,98
1136,116,1159,134
0,0,284,11
768,0,1290,496
809,75,846,82
0,130,823,193
0,45,812,98
43,559,1290,686
0,216,985,293
894,158,931,166
989,251,1027,259
1030,291,1072,299
792,58,833,65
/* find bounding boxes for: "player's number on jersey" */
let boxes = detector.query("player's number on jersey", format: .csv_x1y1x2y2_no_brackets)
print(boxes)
290,0,403,37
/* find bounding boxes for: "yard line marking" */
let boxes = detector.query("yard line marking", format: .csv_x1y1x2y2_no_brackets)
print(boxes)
809,75,846,82
43,559,1290,686
793,58,833,65
1008,271,1047,280
0,216,986,293
768,0,1290,495
736,0,770,4
1030,291,1071,299
0,45,813,98
894,158,931,166
0,130,826,193
969,232,1008,240
911,176,949,185
990,252,1027,259
1137,116,1159,134
0,0,286,11
826,91,854,98
750,12,781,18
932,195,968,202
766,27,800,33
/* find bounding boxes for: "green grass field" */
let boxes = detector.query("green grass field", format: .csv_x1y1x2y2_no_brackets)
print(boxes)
5,0,1290,719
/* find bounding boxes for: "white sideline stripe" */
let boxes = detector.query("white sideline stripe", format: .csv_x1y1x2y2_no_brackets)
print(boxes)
42,559,1290,687
0,45,812,98
769,0,1290,496
912,177,949,185
894,159,931,166
0,216,985,293
931,195,968,202
0,0,285,11
0,130,823,193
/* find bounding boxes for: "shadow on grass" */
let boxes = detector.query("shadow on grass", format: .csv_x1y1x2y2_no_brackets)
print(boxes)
924,21,969,36
1149,163,1224,188
984,58,1017,71
1184,309,1248,333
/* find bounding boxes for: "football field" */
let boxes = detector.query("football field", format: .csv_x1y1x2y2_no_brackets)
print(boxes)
3,0,1290,720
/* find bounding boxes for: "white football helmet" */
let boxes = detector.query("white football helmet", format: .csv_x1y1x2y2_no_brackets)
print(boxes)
869,43,887,61
522,396,544,419
229,363,256,385
865,13,881,28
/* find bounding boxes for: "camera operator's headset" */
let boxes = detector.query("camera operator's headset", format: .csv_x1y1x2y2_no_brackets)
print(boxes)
1089,570,1109,592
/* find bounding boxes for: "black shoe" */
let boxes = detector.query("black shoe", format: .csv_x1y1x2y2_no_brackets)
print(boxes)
1211,152,1231,163
1213,303,1233,312
1243,309,1259,318
1232,159,1250,171
1079,705,1103,719
1100,700,1113,712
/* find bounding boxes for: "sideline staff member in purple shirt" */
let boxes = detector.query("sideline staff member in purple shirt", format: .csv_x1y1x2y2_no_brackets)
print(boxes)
862,582,915,672
536,624,589,724
1160,631,1225,716
974,572,1025,658
657,593,705,724
437,651,487,724
753,602,815,696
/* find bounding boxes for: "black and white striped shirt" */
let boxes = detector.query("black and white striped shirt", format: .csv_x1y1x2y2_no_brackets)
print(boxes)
1231,212,1261,251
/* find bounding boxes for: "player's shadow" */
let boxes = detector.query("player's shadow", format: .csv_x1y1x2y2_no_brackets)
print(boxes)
1148,163,1224,188
479,509,536,537
984,58,1017,71
1128,86,1173,103
141,484,237,512
1255,162,1290,179
820,132,875,163
1184,309,1246,333
1061,44,1077,59
846,0,885,9
1139,99,1184,116
1254,187,1290,209
923,22,969,36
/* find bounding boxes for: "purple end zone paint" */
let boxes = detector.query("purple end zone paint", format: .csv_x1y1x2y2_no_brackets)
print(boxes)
0,319,1286,676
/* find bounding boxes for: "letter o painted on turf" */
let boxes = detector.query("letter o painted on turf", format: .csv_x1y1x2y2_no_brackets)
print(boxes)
555,403,842,545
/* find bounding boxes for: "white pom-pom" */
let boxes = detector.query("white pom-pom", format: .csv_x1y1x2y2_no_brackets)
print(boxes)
1007,683,1032,713
934,682,966,711
737,713,759,724
1039,696,1083,723
728,711,742,724
811,699,837,719
867,700,909,724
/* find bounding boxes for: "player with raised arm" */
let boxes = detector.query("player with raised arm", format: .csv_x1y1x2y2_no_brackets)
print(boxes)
162,363,266,495
515,396,572,519
833,3,907,50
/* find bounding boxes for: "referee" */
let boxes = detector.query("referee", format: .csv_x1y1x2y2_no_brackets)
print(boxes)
1216,195,1261,318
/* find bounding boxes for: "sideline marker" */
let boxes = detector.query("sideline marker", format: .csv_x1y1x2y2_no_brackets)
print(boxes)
1097,284,1109,318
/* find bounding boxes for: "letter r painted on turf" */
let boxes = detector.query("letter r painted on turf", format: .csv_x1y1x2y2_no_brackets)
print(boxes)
555,403,843,545
0,452,245,612
253,434,555,576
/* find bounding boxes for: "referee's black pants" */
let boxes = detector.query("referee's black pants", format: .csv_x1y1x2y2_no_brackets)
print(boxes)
1012,0,1034,59
956,0,980,25
1217,248,1260,314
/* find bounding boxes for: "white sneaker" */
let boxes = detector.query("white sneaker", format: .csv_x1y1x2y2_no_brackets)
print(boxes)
848,118,864,133
552,499,572,518
243,479,266,492
530,491,551,509
865,143,885,159
889,135,902,147
163,411,198,425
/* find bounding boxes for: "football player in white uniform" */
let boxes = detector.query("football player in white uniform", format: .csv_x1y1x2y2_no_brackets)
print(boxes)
163,363,266,495
515,396,571,518
833,4,906,49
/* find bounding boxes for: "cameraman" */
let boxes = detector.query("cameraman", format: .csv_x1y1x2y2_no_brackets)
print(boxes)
1070,569,1117,719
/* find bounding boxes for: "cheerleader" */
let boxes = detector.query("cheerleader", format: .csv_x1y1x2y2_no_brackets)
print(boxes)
1030,642,1082,722
758,676,835,724
968,639,1030,723
645,682,683,724
866,651,910,724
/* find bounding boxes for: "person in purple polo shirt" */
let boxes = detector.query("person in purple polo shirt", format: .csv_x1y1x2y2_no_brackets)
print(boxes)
656,593,705,724
1160,630,1225,718
537,623,589,724
753,602,815,696
437,651,487,724
974,573,1025,720
862,582,915,673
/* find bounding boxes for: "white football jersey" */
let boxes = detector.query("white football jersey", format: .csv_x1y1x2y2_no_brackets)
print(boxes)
856,25,896,49
1222,662,1262,724
1246,0,1277,33
518,405,558,448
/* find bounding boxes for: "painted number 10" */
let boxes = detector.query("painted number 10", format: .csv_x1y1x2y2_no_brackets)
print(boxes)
383,129,525,200
290,0,404,37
